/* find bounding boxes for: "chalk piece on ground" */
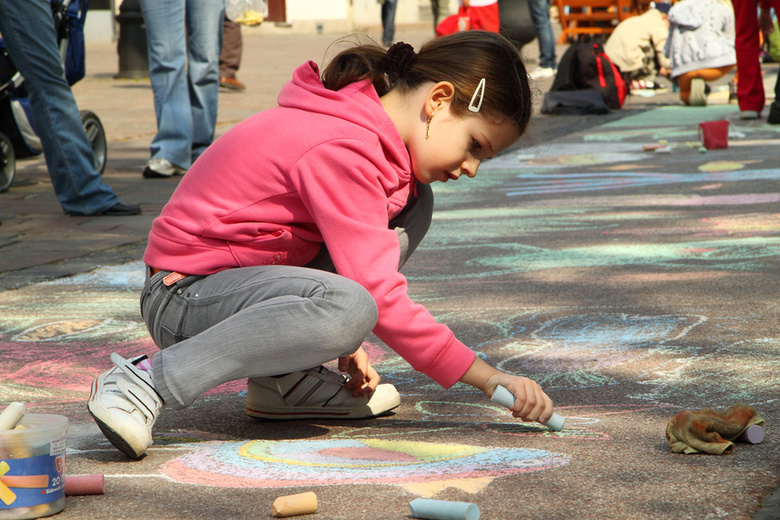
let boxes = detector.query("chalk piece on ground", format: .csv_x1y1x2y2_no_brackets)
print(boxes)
738,425,765,444
271,491,318,518
698,146,707,153
655,146,672,154
65,474,105,496
0,402,26,430
409,498,480,520
491,385,565,431
642,144,661,151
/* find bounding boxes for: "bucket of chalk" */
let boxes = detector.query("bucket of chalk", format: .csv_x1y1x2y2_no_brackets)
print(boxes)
0,414,68,520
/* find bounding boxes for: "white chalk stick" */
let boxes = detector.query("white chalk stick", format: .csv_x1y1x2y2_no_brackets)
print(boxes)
0,402,26,430
738,425,765,444
409,498,480,520
491,385,565,431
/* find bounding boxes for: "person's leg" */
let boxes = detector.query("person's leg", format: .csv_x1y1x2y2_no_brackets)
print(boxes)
186,0,223,162
381,0,398,47
0,0,119,214
140,0,192,168
141,266,378,409
527,0,556,70
732,0,765,113
219,17,242,79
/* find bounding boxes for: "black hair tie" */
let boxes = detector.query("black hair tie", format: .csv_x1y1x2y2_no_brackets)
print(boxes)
381,42,418,80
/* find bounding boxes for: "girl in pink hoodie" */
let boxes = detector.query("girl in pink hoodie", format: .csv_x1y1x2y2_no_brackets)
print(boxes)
88,31,556,460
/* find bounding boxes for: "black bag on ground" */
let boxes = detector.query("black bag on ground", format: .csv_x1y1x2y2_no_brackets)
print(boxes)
547,41,627,110
541,89,609,115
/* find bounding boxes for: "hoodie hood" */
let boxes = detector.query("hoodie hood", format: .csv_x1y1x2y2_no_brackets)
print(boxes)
277,61,412,180
668,0,708,29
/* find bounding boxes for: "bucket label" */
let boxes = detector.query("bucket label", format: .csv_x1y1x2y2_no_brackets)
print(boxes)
0,451,65,508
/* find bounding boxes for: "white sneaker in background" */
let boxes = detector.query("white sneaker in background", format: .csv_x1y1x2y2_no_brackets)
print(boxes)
142,158,186,178
529,67,556,80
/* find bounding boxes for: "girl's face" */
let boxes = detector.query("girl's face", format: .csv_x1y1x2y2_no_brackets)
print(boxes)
409,103,520,185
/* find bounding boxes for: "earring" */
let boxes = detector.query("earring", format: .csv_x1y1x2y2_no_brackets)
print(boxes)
426,115,432,139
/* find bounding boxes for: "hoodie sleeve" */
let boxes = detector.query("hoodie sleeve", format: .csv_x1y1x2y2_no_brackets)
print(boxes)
289,138,476,389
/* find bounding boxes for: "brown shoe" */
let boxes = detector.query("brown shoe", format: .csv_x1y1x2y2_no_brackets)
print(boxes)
219,76,246,91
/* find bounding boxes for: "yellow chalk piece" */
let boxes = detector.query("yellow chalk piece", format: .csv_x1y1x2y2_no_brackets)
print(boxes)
0,462,16,506
271,491,318,518
399,477,495,498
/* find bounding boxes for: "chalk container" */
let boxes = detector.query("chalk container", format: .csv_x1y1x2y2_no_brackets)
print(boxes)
0,414,68,519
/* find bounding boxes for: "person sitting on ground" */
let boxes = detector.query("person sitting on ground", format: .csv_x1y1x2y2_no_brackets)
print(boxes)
604,2,673,93
86,32,556,460
664,0,737,106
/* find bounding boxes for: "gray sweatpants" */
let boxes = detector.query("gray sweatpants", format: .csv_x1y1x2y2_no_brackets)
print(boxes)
141,184,433,409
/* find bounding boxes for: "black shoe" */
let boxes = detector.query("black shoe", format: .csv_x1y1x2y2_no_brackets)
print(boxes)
98,202,141,216
767,102,780,124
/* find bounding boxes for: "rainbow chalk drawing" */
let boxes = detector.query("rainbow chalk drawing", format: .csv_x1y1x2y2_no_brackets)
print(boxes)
491,386,564,431
409,498,480,520
161,438,567,493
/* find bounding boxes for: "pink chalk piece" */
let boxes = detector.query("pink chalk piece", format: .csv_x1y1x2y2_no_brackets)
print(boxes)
64,474,105,496
738,425,765,445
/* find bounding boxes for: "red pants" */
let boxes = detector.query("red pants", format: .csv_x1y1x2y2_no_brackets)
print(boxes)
732,0,780,112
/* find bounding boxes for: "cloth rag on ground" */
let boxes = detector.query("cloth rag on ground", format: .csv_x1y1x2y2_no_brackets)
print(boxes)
666,404,765,454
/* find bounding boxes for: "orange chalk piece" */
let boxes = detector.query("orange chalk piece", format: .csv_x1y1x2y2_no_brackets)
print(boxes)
65,474,105,496
0,474,49,489
271,491,318,518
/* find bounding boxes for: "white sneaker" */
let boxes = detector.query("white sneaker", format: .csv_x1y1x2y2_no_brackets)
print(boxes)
529,67,556,80
739,110,760,120
87,353,164,459
246,366,401,420
142,158,186,178
688,78,707,106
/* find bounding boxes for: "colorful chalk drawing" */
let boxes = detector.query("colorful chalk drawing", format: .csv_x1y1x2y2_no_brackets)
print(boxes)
160,438,567,495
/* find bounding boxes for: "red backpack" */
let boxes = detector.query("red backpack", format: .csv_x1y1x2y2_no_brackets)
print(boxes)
550,42,628,109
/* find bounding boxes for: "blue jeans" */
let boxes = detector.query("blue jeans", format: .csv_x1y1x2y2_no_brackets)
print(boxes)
0,0,119,215
140,184,433,409
381,0,398,47
527,0,556,69
140,0,224,169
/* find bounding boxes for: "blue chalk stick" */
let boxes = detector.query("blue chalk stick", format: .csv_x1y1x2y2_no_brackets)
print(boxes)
491,385,565,431
409,498,480,520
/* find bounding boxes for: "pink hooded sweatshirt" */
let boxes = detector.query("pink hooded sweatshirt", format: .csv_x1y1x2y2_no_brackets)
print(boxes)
144,61,476,388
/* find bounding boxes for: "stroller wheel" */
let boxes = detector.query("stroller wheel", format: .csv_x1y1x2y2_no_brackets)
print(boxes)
0,132,15,192
80,110,107,174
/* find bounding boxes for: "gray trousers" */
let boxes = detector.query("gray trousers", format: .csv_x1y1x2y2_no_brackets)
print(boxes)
141,184,433,409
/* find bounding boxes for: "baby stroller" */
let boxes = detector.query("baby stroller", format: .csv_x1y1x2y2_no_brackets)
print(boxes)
0,0,107,192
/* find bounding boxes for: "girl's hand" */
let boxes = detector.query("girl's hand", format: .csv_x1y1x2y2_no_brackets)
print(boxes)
338,346,380,397
459,357,554,424
486,373,554,424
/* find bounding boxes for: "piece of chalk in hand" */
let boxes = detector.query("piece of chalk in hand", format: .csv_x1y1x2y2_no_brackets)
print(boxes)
491,385,564,431
64,474,105,496
738,424,765,444
271,491,318,518
0,402,26,430
409,498,480,520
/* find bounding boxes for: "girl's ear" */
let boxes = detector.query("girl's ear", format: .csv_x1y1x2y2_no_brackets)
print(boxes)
425,81,455,117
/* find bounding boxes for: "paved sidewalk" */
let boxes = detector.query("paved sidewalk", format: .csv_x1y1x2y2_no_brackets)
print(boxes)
0,28,779,520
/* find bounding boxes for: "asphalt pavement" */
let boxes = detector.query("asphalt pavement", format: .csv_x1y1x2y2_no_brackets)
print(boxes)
0,26,778,520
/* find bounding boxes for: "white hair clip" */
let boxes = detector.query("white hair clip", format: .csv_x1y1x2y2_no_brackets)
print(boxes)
469,77,486,113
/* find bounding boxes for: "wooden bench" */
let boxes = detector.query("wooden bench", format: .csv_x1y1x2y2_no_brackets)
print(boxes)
555,0,652,43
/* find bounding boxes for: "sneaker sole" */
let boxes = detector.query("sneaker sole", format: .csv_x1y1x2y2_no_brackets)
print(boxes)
142,167,175,178
246,387,401,420
87,379,150,459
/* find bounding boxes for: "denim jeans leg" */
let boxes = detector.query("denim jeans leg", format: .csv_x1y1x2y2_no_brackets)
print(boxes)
0,0,119,214
527,0,557,70
381,0,398,46
185,0,223,162
140,0,192,168
140,266,378,409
